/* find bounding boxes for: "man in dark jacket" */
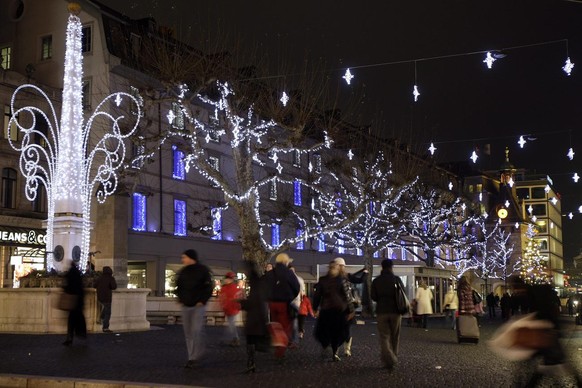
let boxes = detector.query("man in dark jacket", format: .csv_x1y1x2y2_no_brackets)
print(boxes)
176,249,213,368
264,253,300,359
371,259,405,371
96,266,117,333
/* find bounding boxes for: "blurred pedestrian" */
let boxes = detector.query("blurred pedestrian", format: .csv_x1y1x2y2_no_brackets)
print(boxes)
95,266,117,333
297,293,315,340
500,292,512,322
265,253,300,361
457,276,475,315
313,261,355,362
371,259,405,371
415,281,433,329
175,249,213,369
443,286,459,330
219,271,242,347
62,263,86,346
289,265,305,347
486,292,496,318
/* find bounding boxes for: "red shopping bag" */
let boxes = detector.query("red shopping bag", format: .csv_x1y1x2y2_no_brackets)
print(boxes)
267,322,288,348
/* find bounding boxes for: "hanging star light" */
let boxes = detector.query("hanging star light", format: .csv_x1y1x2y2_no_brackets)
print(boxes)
574,173,580,183
483,52,496,69
518,136,527,148
470,150,478,163
515,222,519,229
551,197,558,205
479,192,483,202
568,212,574,220
567,148,575,161
413,85,420,102
505,200,510,208
428,142,437,155
527,205,533,214
166,109,176,124
347,149,354,160
448,182,453,190
532,215,537,222
508,177,515,187
343,68,354,85
563,57,575,76
280,91,289,107
544,185,551,193
579,205,582,213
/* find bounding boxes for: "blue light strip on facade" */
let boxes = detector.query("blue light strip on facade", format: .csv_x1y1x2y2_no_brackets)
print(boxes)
211,208,222,240
172,145,185,180
174,199,186,236
272,223,280,246
132,193,146,231
294,179,302,206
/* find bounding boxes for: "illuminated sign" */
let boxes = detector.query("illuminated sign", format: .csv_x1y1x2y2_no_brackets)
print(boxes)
0,227,46,246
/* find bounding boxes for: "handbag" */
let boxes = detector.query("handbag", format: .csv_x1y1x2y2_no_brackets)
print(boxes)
349,284,361,308
395,280,410,315
57,292,78,311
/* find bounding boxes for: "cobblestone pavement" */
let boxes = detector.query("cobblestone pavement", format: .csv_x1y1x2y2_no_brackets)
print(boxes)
1,314,582,388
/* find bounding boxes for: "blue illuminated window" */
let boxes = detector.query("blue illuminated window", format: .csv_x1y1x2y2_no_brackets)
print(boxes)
338,237,345,254
132,193,146,231
271,224,280,246
174,199,187,236
296,228,304,250
211,208,222,240
293,180,302,206
336,195,342,215
172,145,185,180
373,250,379,258
318,234,325,252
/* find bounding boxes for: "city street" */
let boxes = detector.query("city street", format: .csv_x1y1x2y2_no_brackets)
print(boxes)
1,314,582,387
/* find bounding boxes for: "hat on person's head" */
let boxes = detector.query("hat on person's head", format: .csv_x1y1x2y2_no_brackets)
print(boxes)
225,271,236,279
275,253,293,264
333,257,346,266
183,249,198,261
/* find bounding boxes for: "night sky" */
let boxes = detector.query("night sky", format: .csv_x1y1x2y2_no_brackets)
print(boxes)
98,0,582,261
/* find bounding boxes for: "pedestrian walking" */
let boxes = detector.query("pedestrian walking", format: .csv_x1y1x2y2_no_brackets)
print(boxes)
486,292,496,318
443,286,459,330
371,259,405,371
415,281,433,329
62,263,86,346
456,276,480,343
95,266,117,333
313,261,355,362
297,293,315,340
289,265,305,347
219,271,242,347
333,257,368,357
175,249,213,369
500,292,512,321
265,253,300,360
457,276,475,314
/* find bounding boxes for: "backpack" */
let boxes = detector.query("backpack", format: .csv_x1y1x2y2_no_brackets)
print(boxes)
472,290,482,305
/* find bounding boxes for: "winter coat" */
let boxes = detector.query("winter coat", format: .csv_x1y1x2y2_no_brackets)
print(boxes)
63,265,84,310
457,282,475,313
219,282,242,316
175,262,213,307
240,272,268,337
96,266,117,304
371,269,402,314
443,290,459,310
265,263,300,303
415,286,433,315
298,295,314,316
313,274,354,314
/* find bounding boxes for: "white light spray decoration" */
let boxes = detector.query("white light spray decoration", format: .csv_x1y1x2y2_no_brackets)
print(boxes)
563,57,574,76
518,136,527,148
280,91,289,107
567,148,575,161
483,52,496,69
428,142,436,155
7,10,141,272
470,150,478,163
343,68,354,85
413,85,420,102
574,173,580,183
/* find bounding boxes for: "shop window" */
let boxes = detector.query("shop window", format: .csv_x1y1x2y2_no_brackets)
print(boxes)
211,207,222,240
271,223,280,246
293,179,302,206
1,168,17,208
41,35,52,60
335,194,342,215
174,199,187,236
131,140,145,168
132,193,146,231
81,25,92,53
172,145,185,180
0,46,11,70
127,263,146,289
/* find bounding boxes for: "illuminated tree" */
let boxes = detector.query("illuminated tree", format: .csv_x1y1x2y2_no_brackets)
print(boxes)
520,224,550,284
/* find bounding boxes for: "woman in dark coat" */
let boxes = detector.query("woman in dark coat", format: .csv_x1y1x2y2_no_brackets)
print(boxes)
240,262,269,373
313,262,355,362
63,263,86,346
96,266,117,332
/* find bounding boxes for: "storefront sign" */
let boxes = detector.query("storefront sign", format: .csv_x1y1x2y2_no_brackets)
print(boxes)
0,227,46,246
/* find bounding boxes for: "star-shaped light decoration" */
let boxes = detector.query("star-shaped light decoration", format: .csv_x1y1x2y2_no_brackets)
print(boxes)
308,162,313,173
448,182,453,190
551,197,558,205
483,52,496,69
115,93,122,107
518,135,527,148
479,192,483,202
428,143,437,155
544,185,551,193
515,222,519,229
276,163,283,174
550,222,554,228
280,92,289,107
413,85,420,102
528,205,533,214
270,152,278,164
567,148,575,161
343,68,354,85
347,149,354,160
483,212,489,219
532,215,537,222
568,212,574,220
461,203,467,211
504,200,510,208
166,109,176,124
470,150,478,163
563,57,575,76
508,177,515,187
574,172,580,183
579,205,582,213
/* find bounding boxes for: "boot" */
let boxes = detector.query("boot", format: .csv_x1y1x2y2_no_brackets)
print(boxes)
245,344,256,373
344,337,353,357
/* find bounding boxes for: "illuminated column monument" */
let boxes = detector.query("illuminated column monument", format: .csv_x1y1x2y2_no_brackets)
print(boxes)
8,3,141,272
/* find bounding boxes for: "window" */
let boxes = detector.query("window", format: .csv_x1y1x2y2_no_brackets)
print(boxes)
132,193,147,231
271,223,280,246
296,228,304,250
516,188,530,200
317,234,325,252
531,204,547,216
269,180,277,200
211,208,222,240
3,105,17,141
1,168,17,208
0,46,11,70
130,86,144,117
81,26,92,53
172,145,185,180
81,79,91,111
131,140,145,168
293,150,301,168
207,114,221,142
293,180,302,206
170,102,184,129
41,35,52,60
335,194,342,215
337,237,345,254
313,154,322,174
130,33,141,59
174,199,187,236
531,187,546,199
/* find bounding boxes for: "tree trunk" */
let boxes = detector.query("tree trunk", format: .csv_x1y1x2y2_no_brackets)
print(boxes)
362,246,375,317
233,198,270,272
425,249,435,267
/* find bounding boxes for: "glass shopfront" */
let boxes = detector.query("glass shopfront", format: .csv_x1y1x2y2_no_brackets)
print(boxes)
0,226,46,288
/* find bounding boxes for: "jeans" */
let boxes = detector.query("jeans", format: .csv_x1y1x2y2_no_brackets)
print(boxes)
446,309,457,329
100,302,112,330
182,304,207,361
225,314,239,341
376,313,401,368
